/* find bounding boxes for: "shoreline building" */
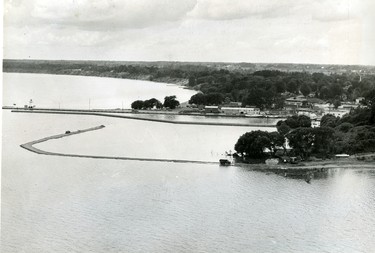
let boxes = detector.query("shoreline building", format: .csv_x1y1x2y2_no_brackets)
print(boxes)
221,106,261,115
285,95,308,108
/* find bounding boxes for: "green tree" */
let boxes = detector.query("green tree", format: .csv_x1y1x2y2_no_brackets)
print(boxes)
333,100,341,109
189,93,206,105
268,132,285,155
143,98,162,109
312,127,335,157
163,95,180,109
287,128,314,158
284,115,311,129
273,96,285,109
347,126,375,153
188,76,196,87
339,107,371,126
300,83,311,97
320,114,339,128
298,115,312,127
243,88,272,109
131,100,144,110
286,79,299,94
276,121,291,136
205,93,224,105
335,122,353,133
275,81,286,93
363,88,375,124
234,131,271,159
329,83,344,99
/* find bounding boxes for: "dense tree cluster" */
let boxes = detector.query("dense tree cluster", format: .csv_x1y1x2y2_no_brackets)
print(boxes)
188,93,224,105
187,70,375,108
234,131,284,159
131,98,163,110
131,96,180,110
235,108,375,161
318,91,375,154
275,115,336,158
163,96,180,109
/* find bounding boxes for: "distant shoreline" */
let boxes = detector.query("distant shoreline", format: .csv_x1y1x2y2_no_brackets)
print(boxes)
3,68,190,87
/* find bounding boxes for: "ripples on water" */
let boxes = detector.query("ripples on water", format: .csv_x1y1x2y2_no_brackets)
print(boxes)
2,111,375,253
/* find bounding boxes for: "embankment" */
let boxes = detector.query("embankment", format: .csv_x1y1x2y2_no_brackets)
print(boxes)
12,109,275,127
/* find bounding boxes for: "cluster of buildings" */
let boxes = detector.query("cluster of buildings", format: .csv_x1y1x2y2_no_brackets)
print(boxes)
283,95,363,119
201,96,364,119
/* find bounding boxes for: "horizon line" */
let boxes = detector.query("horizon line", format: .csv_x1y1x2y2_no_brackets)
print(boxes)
3,58,375,68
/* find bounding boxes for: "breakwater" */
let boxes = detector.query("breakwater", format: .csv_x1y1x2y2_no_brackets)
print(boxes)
17,110,373,173
20,125,217,165
12,109,275,127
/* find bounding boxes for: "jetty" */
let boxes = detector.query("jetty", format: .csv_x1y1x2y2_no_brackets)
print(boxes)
10,108,276,127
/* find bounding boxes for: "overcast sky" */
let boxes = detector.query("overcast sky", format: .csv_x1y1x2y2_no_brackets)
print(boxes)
3,0,375,65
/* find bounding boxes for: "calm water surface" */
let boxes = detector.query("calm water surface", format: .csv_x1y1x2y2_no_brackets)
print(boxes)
2,111,375,253
127,113,282,126
2,74,375,253
3,73,197,109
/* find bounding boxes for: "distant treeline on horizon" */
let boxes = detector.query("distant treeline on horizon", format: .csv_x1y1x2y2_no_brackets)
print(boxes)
4,59,375,74
4,59,375,109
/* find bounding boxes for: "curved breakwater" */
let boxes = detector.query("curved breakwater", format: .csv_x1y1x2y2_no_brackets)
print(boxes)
20,125,217,165
16,110,373,170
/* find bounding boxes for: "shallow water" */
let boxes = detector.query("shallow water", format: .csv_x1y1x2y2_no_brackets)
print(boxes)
2,111,375,253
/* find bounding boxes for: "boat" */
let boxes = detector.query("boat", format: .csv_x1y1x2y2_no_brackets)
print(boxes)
219,159,231,166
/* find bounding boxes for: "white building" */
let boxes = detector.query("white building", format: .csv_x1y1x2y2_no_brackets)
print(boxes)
297,110,318,120
221,107,260,115
322,110,349,118
355,97,365,104
285,96,307,107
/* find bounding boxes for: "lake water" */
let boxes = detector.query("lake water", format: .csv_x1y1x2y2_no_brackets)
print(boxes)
3,73,197,109
2,74,375,253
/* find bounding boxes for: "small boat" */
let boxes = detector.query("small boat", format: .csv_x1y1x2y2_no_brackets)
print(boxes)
219,159,231,166
305,172,314,184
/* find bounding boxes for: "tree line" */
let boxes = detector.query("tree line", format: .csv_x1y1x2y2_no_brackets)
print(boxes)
188,70,375,109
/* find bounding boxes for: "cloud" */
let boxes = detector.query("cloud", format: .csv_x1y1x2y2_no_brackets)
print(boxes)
3,0,375,65
309,0,361,22
187,0,367,23
187,0,292,20
5,0,197,30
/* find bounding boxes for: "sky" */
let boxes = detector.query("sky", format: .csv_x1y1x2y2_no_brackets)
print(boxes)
3,0,375,65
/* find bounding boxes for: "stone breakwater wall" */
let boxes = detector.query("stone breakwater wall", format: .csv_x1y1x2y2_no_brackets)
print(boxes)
20,125,217,165
12,109,275,127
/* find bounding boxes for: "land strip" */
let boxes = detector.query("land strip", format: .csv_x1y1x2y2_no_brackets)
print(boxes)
11,109,275,127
